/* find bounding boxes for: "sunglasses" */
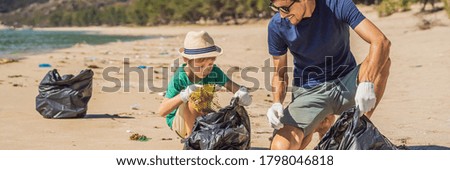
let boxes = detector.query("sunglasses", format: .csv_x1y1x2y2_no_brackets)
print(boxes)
269,0,299,14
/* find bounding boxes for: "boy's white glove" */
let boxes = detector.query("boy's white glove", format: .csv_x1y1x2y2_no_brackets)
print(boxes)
179,84,199,103
355,82,377,117
267,103,284,130
213,84,222,92
233,86,252,106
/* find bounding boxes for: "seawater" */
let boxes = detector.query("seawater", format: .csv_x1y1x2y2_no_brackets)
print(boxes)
0,29,150,57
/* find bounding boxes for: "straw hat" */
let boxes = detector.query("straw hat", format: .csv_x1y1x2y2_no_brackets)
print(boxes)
179,31,223,59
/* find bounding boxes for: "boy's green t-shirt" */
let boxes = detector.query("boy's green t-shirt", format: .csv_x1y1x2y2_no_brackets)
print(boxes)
164,64,229,128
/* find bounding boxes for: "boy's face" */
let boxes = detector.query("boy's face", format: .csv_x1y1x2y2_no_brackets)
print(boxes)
186,57,216,79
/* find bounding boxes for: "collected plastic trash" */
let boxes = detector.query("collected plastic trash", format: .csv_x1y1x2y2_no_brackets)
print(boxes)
137,65,147,69
159,51,169,56
35,69,93,118
184,97,251,150
130,133,149,141
0,58,18,64
189,84,218,113
315,107,398,150
84,56,96,62
38,63,52,68
130,103,140,110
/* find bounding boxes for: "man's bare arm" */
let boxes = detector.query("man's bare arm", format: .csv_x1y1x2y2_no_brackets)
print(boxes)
272,54,289,104
354,19,391,82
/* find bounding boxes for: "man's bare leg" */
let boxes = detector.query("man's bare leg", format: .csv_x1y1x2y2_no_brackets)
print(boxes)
271,125,304,150
298,114,335,149
299,133,313,150
316,114,336,139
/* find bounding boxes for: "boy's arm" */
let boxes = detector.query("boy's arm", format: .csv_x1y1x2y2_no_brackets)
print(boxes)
224,80,252,106
224,80,241,94
158,95,183,117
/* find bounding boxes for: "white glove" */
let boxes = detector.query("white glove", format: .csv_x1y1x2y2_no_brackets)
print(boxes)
179,84,199,103
355,82,377,117
267,103,284,130
233,86,252,106
213,84,222,92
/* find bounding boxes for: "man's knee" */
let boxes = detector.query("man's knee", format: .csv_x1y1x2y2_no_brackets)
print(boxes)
316,115,335,138
271,125,304,150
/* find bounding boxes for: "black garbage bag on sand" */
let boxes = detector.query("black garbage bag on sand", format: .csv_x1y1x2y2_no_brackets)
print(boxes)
184,98,251,150
36,69,93,119
315,107,397,150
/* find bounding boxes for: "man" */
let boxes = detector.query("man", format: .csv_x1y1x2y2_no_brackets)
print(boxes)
266,0,391,150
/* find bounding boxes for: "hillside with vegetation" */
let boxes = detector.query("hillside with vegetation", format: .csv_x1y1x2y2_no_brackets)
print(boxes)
0,0,448,27
0,0,271,27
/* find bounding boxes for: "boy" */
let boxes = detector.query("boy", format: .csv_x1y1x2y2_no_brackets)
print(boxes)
158,31,252,138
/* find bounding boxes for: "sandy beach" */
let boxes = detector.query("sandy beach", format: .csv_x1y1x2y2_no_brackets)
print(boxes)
1,5,449,150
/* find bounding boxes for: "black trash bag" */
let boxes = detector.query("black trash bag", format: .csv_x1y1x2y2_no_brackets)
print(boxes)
36,69,93,119
315,107,397,150
184,97,251,150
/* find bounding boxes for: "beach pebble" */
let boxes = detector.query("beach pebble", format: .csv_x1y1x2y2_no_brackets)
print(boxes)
87,64,101,69
104,50,113,55
8,75,22,78
131,103,140,110
264,99,273,103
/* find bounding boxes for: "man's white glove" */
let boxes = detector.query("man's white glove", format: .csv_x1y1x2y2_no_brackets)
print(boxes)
267,103,284,130
179,84,199,103
233,86,252,106
355,82,377,117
